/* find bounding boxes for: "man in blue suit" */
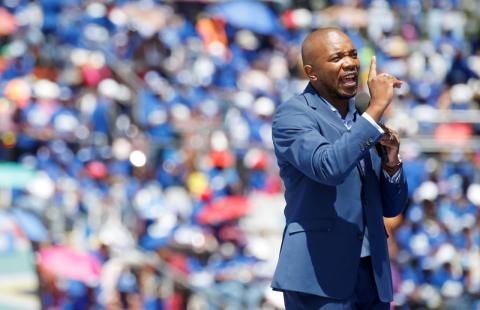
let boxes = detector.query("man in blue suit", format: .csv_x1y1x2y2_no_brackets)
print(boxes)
271,28,408,309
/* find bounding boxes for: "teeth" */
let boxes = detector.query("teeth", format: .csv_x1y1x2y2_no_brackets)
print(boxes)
342,73,356,82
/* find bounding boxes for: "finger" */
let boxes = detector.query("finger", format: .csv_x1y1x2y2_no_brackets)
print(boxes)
380,73,400,82
379,134,392,143
368,56,377,80
381,126,397,136
382,134,399,146
380,125,393,138
382,75,403,89
379,139,398,148
378,140,394,148
380,131,398,143
393,79,403,88
378,139,389,146
379,135,392,144
389,129,399,138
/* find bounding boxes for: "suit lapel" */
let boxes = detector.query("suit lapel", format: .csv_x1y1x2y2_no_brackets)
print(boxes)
302,84,347,133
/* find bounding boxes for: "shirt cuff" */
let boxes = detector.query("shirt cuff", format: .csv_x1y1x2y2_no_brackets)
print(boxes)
382,169,402,183
362,113,384,134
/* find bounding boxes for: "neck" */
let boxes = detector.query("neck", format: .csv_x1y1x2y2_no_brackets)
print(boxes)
311,84,350,118
329,98,349,118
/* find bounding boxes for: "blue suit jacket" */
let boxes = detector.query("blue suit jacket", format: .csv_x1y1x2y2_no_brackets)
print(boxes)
271,83,408,302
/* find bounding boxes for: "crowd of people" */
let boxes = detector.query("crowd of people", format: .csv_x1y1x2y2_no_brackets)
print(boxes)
0,0,479,309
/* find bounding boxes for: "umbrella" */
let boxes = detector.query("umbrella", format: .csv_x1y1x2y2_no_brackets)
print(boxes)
207,1,279,35
197,196,251,225
37,246,102,284
0,163,37,189
10,208,48,242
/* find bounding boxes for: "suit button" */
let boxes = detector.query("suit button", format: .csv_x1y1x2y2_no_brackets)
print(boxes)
357,233,363,240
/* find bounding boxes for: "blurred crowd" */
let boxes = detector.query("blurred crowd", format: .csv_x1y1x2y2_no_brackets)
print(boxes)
0,0,479,309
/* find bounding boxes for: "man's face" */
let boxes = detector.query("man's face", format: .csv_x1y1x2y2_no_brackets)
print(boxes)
305,31,360,100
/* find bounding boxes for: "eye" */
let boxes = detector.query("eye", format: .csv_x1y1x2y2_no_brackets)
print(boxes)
351,51,358,59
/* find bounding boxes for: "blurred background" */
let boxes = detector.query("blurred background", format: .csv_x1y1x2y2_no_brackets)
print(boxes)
0,0,479,309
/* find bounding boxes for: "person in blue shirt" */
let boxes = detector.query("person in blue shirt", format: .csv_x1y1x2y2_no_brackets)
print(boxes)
271,28,408,309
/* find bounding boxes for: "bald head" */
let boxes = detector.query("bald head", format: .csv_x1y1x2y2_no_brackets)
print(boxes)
301,28,351,66
300,27,360,107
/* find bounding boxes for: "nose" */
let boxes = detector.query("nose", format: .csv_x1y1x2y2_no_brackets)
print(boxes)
342,56,358,71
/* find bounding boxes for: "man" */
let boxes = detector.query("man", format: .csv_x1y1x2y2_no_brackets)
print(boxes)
271,28,408,309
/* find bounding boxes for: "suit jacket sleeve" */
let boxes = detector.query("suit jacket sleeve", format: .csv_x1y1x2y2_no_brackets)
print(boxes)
380,167,408,217
272,97,384,186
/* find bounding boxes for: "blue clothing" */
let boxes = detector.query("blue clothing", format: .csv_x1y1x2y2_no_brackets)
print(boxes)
320,94,401,259
271,83,408,302
283,257,389,309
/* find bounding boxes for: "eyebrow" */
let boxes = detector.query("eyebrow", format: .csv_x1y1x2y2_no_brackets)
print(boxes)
327,49,357,60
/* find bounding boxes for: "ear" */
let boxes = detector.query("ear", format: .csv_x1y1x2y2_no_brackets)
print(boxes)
304,65,317,81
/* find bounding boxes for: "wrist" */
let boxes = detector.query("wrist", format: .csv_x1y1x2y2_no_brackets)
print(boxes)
385,153,401,166
383,163,402,176
383,154,402,175
365,104,385,123
384,159,401,168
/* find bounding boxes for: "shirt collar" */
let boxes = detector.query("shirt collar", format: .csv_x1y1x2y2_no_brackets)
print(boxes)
303,83,358,125
320,96,357,122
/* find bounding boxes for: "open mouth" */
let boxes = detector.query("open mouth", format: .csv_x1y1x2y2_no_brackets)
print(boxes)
340,72,358,87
